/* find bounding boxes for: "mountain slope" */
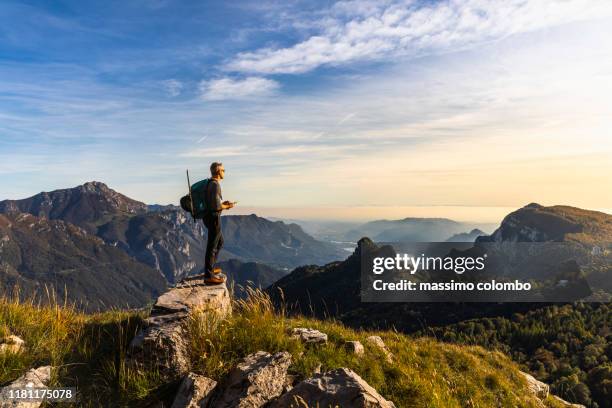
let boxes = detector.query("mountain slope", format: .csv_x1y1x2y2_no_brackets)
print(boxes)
0,213,166,311
221,214,345,269
215,258,287,298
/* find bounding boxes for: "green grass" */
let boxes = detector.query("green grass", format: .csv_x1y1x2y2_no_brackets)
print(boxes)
0,288,560,407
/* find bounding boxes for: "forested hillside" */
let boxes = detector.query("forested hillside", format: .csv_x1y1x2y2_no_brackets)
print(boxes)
421,303,611,408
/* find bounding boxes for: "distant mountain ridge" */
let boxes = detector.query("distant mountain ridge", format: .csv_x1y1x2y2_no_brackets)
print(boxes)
446,228,485,242
344,217,475,242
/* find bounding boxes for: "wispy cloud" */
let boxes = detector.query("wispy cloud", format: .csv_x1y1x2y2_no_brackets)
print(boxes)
199,77,280,101
162,79,183,97
338,112,356,124
225,0,612,74
181,145,251,158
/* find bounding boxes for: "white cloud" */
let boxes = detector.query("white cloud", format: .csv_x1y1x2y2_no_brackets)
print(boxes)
199,76,279,101
225,0,612,74
162,79,183,97
181,145,250,157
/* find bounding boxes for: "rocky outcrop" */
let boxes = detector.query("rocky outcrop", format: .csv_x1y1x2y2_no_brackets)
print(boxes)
213,351,292,407
171,373,217,408
520,371,549,399
128,278,230,379
270,367,396,408
0,335,25,354
552,395,586,408
291,328,328,344
0,366,52,408
520,371,586,408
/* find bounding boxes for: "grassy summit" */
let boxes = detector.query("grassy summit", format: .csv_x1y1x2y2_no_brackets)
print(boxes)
1,290,565,407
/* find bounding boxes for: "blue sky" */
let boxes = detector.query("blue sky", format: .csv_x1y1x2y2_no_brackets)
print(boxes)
1,0,611,221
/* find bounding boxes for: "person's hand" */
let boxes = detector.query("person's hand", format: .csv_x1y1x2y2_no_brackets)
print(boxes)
223,201,236,209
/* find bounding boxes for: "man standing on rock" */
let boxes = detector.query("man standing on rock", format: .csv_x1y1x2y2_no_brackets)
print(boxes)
203,162,236,285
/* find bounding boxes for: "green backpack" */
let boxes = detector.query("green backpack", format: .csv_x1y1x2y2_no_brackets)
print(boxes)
180,178,211,219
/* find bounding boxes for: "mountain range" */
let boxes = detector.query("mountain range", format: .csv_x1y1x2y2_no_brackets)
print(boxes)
0,182,346,277
268,203,612,329
0,182,346,308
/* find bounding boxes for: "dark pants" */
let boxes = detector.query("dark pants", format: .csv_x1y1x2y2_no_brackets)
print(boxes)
203,212,223,277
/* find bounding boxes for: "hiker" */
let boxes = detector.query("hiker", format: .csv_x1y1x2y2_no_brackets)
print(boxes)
202,162,235,285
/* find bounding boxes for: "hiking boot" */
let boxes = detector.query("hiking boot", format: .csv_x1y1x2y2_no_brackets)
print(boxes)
204,275,226,285
212,267,222,275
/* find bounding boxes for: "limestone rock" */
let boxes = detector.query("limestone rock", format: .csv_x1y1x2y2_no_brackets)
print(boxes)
213,351,292,407
153,277,231,316
270,367,396,408
520,371,549,400
344,340,364,356
552,395,586,408
128,312,190,378
0,335,25,354
128,281,231,379
171,373,217,408
365,336,393,362
0,366,52,408
291,328,328,344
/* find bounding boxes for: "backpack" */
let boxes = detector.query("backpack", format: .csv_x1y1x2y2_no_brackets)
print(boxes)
180,178,212,219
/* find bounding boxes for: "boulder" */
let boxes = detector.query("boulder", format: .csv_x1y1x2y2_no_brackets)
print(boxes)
0,335,25,354
270,367,396,408
365,336,393,363
153,277,231,316
520,371,549,400
0,366,52,408
213,351,292,407
128,312,191,378
128,281,230,379
171,373,217,408
344,340,365,356
291,328,328,344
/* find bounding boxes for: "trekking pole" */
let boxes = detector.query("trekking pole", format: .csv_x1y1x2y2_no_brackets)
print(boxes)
186,169,195,221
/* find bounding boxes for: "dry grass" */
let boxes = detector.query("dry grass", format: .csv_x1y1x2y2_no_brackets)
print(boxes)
1,287,559,407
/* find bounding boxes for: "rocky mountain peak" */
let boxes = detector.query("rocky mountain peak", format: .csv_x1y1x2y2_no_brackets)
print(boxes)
0,182,148,234
479,204,611,243
355,237,376,254
80,181,110,194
